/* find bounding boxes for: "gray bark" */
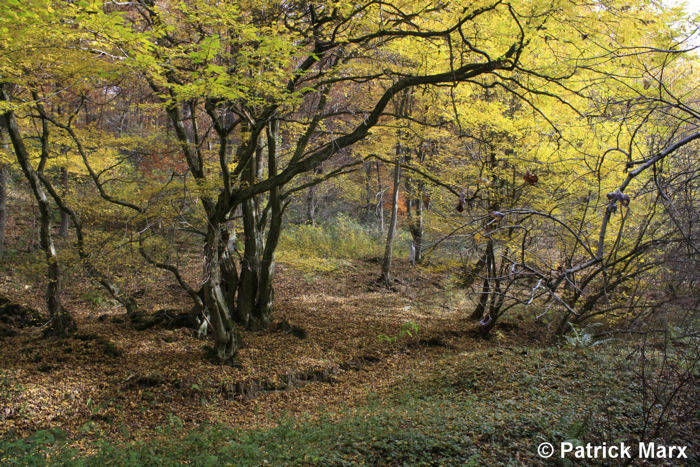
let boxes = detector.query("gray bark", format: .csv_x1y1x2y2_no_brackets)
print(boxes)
203,224,239,361
38,171,139,317
236,195,260,327
219,230,238,322
306,184,316,225
1,86,75,335
0,164,5,261
59,167,69,238
235,120,281,331
408,197,423,264
27,194,38,252
380,157,401,287
165,100,242,361
0,124,7,261
471,239,493,321
364,161,373,223
255,119,282,326
376,162,384,232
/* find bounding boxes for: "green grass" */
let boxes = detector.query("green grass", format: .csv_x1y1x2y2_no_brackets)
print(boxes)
4,344,690,466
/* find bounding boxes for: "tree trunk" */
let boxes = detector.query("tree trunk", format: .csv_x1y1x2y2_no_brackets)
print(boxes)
163,100,242,359
256,209,281,325
203,120,283,355
203,224,239,361
408,198,423,264
38,170,140,318
219,229,238,320
478,312,498,336
414,198,423,263
379,157,401,287
462,253,486,289
233,120,281,331
27,195,38,252
364,161,373,223
254,119,282,327
405,145,427,264
0,164,5,261
59,167,69,238
471,239,493,320
472,240,507,337
471,274,490,320
0,124,7,261
306,184,316,225
236,196,260,327
379,90,412,282
1,90,75,335
376,161,384,232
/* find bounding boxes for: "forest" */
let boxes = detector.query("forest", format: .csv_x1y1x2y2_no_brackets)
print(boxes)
0,0,698,464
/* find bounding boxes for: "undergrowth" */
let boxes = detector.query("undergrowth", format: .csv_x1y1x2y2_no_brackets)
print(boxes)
4,345,693,466
277,215,411,271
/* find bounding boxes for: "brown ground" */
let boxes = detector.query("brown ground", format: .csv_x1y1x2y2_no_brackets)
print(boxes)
0,252,542,448
0,185,551,448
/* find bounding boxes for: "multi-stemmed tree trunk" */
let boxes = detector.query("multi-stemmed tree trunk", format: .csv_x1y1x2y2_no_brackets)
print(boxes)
160,102,242,360
463,139,510,335
469,238,511,336
232,121,282,332
164,107,285,360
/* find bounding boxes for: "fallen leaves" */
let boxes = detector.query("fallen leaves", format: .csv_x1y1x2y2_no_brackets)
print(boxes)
0,259,479,444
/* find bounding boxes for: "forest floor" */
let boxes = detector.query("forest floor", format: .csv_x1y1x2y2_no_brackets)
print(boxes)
2,256,697,465
0,257,525,439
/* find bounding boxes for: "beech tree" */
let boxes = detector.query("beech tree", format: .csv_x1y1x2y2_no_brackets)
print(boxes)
93,0,536,360
1,0,696,357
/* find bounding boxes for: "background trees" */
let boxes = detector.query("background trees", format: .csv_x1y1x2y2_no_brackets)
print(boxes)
0,0,697,360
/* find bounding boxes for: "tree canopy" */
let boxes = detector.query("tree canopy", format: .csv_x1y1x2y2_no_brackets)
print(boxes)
0,0,697,360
